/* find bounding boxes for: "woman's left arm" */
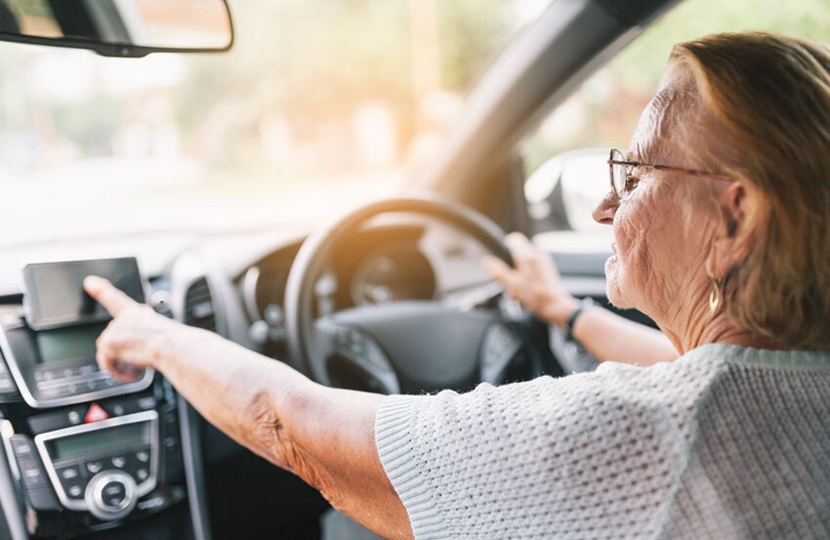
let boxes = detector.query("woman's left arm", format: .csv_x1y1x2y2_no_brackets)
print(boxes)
84,276,412,540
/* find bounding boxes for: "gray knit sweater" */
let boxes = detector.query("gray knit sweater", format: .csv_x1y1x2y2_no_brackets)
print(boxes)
375,344,830,539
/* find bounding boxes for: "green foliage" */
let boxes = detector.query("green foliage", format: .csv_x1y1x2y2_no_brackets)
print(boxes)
435,0,517,91
617,0,830,93
524,0,830,175
173,0,518,142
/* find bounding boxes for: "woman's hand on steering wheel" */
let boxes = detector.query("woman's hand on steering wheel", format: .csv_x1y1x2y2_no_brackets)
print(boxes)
484,232,578,328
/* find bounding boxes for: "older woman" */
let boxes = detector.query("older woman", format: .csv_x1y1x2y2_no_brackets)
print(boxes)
84,32,830,538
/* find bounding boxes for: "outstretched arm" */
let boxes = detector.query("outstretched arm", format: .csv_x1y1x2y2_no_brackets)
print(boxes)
484,233,677,366
84,276,412,540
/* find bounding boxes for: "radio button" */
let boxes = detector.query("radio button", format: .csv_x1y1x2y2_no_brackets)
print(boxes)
135,449,150,464
38,385,66,398
57,465,82,482
34,369,59,382
10,435,34,458
101,481,127,507
85,460,105,475
137,397,156,410
110,455,127,469
136,468,149,482
65,483,84,500
79,365,96,376
20,461,46,488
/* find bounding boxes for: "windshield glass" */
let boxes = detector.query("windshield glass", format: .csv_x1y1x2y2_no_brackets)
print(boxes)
0,0,547,247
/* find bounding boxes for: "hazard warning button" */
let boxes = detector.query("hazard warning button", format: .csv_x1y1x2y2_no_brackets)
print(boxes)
85,403,110,424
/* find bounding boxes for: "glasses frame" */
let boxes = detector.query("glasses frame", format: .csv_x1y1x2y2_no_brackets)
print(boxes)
607,148,732,200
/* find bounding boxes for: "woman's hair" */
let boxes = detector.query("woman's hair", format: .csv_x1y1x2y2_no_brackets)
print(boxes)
669,32,830,348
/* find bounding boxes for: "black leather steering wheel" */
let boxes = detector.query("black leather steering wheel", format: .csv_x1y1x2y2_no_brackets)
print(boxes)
283,195,562,394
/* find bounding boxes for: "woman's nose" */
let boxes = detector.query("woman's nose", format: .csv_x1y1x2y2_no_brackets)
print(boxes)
592,191,618,225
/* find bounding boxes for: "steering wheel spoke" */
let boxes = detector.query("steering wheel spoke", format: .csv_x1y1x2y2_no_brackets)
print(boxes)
314,317,401,394
479,320,529,384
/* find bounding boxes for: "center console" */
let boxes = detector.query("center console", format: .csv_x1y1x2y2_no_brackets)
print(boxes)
0,258,192,539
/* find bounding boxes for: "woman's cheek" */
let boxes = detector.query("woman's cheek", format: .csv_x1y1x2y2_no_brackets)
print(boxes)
606,196,652,309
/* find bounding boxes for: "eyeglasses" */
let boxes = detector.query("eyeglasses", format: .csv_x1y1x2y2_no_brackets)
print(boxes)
607,148,732,200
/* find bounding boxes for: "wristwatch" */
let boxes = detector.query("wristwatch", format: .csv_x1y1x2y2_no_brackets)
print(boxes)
563,297,595,343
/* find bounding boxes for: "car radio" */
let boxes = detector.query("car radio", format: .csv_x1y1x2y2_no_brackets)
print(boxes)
0,258,188,537
34,410,159,521
0,316,155,409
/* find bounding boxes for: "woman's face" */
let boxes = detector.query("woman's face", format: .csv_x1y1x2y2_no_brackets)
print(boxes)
593,81,716,323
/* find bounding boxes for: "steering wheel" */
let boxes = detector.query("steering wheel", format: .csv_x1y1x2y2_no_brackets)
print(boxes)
283,195,563,394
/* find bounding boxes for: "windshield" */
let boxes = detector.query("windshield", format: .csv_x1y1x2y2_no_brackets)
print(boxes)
0,0,548,247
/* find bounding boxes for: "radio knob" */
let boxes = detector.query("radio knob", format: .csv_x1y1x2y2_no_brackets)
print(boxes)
84,470,137,521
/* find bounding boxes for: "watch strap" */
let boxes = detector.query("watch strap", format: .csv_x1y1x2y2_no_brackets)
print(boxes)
563,297,595,343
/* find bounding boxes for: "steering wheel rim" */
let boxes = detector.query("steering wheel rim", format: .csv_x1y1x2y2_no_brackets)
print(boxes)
283,194,514,390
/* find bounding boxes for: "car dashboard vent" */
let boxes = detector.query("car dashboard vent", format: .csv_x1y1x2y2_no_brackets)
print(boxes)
183,278,217,332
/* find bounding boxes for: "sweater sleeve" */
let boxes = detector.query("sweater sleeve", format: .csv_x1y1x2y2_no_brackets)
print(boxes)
375,358,722,540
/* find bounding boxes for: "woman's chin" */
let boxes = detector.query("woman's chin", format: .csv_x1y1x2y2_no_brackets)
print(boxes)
606,283,628,309
604,255,631,309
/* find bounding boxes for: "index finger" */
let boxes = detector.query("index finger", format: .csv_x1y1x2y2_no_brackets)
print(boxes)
83,275,138,317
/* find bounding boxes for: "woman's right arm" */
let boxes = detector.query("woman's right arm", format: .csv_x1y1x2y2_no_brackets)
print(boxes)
84,276,413,540
484,233,678,366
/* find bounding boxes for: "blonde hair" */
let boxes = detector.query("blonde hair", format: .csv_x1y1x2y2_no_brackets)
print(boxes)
669,32,830,348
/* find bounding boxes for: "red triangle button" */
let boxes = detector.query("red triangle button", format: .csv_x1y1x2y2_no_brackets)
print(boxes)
85,403,110,424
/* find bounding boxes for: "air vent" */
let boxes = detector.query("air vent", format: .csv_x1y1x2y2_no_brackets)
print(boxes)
183,278,216,332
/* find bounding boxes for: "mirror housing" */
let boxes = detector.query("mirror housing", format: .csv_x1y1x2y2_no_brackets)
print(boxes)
0,0,233,57
525,148,610,233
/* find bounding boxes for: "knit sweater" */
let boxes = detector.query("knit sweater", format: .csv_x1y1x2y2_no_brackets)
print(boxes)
375,344,830,539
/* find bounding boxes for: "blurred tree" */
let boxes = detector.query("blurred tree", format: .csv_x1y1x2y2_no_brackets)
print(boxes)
524,0,830,174
172,0,523,169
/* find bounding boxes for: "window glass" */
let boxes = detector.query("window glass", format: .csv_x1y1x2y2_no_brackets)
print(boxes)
0,0,548,246
523,0,830,251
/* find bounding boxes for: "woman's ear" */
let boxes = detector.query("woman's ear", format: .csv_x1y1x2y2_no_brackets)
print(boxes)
706,180,758,278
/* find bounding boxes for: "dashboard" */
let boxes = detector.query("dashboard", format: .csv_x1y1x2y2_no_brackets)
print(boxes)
0,213,506,539
0,203,615,540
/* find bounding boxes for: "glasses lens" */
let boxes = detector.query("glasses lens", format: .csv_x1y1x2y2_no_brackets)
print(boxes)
610,149,627,198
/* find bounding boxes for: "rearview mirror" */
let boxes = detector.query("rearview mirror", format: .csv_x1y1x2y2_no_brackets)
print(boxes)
0,0,233,57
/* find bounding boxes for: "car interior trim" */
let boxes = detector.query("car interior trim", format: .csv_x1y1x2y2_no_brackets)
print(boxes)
178,397,212,540
417,0,630,196
0,421,27,540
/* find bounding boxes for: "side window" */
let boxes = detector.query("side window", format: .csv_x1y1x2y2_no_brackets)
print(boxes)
522,0,830,250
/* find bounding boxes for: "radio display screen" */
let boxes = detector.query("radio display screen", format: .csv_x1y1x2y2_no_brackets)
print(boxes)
50,422,148,461
23,257,144,330
35,322,108,364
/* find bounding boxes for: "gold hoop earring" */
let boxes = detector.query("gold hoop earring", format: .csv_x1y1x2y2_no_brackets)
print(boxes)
709,277,724,315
